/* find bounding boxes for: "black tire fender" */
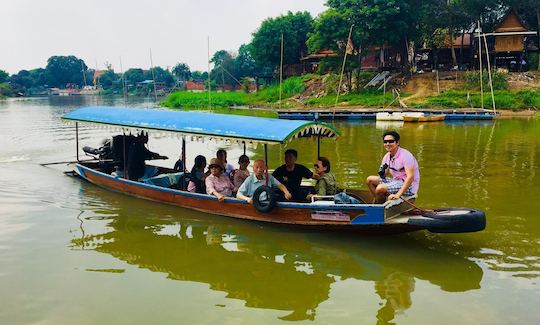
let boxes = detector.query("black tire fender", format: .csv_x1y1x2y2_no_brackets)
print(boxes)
409,207,486,233
252,185,277,213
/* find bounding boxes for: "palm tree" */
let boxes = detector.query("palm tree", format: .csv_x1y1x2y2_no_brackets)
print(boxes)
172,63,191,82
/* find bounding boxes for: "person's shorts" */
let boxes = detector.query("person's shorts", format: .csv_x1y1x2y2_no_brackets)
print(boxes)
379,178,414,196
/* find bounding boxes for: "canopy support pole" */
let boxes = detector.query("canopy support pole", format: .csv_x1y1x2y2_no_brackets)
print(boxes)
264,144,268,166
243,141,246,155
75,122,80,162
317,135,320,159
122,129,127,179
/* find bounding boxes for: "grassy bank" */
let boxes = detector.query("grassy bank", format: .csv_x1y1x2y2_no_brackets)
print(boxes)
161,91,250,108
305,89,398,107
162,73,540,111
162,76,307,109
409,89,540,110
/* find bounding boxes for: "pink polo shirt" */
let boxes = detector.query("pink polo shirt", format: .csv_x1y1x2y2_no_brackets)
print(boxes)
381,147,420,194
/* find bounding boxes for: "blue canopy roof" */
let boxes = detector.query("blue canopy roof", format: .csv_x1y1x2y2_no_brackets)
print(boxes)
62,106,339,144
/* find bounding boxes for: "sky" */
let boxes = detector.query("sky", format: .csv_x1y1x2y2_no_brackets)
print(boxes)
1,0,327,74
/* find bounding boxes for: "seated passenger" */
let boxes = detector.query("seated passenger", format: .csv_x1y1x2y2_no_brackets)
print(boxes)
173,155,185,172
216,149,235,177
187,155,207,193
237,159,292,204
206,158,234,202
127,132,168,181
307,156,337,200
272,149,317,201
233,155,250,193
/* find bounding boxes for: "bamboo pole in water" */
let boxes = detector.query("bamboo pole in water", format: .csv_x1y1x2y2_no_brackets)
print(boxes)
81,61,87,87
119,56,127,103
335,25,354,118
279,33,284,109
208,36,212,110
483,34,496,113
149,48,158,103
436,69,440,94
477,21,484,110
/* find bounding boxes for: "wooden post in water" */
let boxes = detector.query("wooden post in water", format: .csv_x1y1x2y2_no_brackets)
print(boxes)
483,34,496,113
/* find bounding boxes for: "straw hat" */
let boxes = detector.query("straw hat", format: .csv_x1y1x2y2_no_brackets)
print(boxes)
208,158,224,170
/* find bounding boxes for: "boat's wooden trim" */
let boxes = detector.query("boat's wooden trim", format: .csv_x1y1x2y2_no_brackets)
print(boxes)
74,164,422,233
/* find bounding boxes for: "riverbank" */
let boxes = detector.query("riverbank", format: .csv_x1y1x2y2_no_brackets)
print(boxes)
162,73,540,111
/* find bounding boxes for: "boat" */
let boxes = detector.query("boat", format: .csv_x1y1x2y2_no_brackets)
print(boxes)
62,106,486,235
375,112,424,121
403,114,446,122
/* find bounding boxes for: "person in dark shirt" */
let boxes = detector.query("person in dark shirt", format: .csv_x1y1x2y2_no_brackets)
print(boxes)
272,149,318,201
173,156,185,172
127,132,167,181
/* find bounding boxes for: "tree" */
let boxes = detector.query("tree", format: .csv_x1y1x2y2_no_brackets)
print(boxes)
250,11,314,69
191,71,208,82
124,68,145,85
172,63,191,82
307,8,356,73
211,50,237,86
0,69,8,83
316,0,425,72
45,55,87,88
234,44,259,78
9,70,34,90
99,69,120,89
144,67,175,87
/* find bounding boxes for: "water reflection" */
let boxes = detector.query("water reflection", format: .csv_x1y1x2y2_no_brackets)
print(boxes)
72,184,483,323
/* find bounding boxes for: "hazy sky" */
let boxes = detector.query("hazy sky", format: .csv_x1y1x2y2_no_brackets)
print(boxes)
1,0,327,74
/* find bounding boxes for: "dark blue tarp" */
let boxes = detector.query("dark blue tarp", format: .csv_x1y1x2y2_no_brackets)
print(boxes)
63,106,339,143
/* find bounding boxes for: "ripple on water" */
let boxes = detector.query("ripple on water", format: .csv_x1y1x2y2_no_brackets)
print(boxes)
0,156,31,163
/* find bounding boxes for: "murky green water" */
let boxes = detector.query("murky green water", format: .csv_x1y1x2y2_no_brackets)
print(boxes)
0,96,538,324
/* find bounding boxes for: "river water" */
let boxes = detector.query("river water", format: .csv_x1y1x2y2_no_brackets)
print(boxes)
0,96,538,324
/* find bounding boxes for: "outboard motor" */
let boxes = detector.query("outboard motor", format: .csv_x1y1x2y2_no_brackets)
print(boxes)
82,139,113,161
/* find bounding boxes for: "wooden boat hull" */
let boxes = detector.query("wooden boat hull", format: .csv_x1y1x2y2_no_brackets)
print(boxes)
73,163,427,234
72,163,485,234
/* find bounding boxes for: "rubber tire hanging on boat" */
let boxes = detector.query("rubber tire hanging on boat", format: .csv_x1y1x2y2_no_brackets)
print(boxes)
408,208,486,233
252,185,277,213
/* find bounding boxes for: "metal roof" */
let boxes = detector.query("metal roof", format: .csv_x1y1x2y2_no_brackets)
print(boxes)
62,106,340,144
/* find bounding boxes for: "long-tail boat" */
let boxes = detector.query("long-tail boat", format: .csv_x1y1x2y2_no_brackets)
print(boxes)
62,106,485,235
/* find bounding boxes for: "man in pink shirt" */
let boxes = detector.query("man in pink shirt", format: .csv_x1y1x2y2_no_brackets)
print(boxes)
366,130,420,203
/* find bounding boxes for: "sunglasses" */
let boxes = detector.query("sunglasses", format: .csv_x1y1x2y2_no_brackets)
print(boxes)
383,139,396,144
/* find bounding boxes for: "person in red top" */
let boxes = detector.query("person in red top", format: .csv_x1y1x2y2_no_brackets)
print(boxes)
366,131,420,203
